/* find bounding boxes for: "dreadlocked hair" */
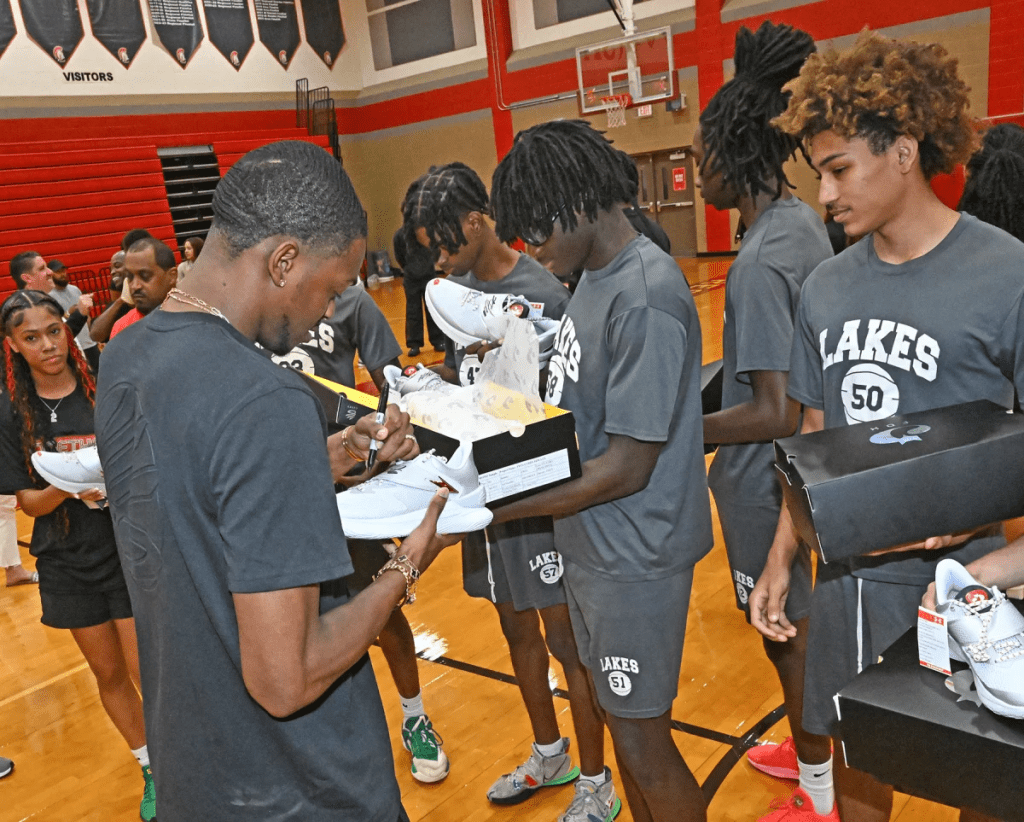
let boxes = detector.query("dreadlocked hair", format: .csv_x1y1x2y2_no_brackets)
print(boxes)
2,291,95,536
401,163,490,253
491,119,637,244
958,123,1024,242
773,29,979,179
699,21,816,201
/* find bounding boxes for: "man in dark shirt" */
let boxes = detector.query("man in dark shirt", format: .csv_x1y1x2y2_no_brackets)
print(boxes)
95,140,454,821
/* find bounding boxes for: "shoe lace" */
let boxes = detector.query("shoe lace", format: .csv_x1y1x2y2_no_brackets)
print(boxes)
563,781,602,818
961,591,1024,663
141,765,156,802
406,718,443,757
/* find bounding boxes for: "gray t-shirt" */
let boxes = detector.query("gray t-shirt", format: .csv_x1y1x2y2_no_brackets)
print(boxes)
50,284,97,351
95,311,401,822
545,235,714,581
708,197,832,506
444,253,571,386
789,213,1024,583
442,252,572,566
273,287,401,386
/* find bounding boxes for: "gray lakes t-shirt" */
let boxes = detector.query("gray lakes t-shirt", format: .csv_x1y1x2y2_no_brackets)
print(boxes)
788,213,1024,584
708,197,832,506
273,286,402,386
545,234,714,581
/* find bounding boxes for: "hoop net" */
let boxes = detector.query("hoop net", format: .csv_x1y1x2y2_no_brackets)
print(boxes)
600,94,631,128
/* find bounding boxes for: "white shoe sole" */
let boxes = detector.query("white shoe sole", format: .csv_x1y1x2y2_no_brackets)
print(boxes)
31,454,106,496
339,501,492,540
409,753,450,783
425,284,495,348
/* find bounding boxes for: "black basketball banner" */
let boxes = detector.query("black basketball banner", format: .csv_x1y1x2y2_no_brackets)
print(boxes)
299,0,342,68
20,0,84,67
86,0,147,68
254,0,299,68
0,0,15,60
203,0,253,69
148,0,203,68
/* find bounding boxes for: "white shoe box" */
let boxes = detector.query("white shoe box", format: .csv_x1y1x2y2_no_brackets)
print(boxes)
297,371,582,507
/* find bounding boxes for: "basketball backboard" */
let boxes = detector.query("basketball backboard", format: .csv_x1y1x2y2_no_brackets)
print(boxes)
576,27,674,114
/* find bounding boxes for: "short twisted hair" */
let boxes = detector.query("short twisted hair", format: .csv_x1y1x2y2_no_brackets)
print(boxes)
401,162,489,253
212,140,366,256
491,120,636,244
773,29,979,179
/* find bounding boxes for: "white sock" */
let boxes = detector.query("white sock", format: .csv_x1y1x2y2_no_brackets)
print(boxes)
798,756,834,815
579,768,607,786
131,745,150,769
534,738,565,758
400,692,424,720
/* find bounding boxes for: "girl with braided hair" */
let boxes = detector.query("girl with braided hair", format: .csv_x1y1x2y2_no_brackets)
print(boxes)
0,290,155,821
692,20,839,822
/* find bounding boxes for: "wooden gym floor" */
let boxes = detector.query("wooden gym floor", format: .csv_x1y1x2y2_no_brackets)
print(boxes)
0,259,961,820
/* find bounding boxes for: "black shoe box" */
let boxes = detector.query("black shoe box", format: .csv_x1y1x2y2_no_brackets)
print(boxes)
298,370,582,508
774,400,1024,563
701,359,723,454
837,616,1024,821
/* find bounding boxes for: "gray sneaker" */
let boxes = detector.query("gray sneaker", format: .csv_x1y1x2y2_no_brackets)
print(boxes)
486,737,580,805
558,767,621,822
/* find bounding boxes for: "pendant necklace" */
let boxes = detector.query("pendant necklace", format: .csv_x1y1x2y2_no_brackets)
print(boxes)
38,396,66,423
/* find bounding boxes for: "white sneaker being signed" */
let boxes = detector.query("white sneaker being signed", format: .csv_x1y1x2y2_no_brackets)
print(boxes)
425,278,559,364
935,558,1024,719
32,446,105,495
336,441,492,539
383,364,458,398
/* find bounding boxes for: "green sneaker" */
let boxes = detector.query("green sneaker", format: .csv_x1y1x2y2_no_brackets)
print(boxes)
401,715,450,783
139,764,156,822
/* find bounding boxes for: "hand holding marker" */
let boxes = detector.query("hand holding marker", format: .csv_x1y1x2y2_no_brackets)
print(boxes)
366,383,389,470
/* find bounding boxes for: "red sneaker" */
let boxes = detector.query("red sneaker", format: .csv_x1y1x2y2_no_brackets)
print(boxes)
747,736,799,780
758,788,839,821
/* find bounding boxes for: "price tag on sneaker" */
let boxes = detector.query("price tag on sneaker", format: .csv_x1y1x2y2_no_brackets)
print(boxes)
917,607,952,675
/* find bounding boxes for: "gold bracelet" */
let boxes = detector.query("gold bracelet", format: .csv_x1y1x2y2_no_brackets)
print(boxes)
372,554,420,607
340,427,363,462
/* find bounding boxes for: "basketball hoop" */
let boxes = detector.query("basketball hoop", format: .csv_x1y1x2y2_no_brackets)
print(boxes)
600,93,631,129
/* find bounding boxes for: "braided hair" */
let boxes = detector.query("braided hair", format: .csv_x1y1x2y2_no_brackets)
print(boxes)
212,140,366,258
958,123,1024,242
699,21,816,202
2,291,96,532
401,162,490,253
491,120,636,245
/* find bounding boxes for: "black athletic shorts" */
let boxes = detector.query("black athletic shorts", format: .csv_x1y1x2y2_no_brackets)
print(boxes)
40,585,133,629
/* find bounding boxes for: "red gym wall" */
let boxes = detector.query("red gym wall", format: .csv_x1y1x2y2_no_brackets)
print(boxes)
2,0,1022,254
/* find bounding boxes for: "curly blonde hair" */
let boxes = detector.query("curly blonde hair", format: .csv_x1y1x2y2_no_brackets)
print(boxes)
773,29,979,178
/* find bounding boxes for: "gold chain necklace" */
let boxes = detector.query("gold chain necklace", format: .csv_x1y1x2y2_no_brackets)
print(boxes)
163,288,228,322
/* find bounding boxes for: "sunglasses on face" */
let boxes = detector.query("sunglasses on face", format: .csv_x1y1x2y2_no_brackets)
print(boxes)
519,205,567,247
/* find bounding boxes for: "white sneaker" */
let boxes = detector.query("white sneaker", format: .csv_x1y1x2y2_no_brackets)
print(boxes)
383,364,458,398
425,278,560,362
31,446,105,495
935,558,1024,718
336,441,492,539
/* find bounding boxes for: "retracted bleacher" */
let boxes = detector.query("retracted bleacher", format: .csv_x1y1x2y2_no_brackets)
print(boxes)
0,125,334,311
